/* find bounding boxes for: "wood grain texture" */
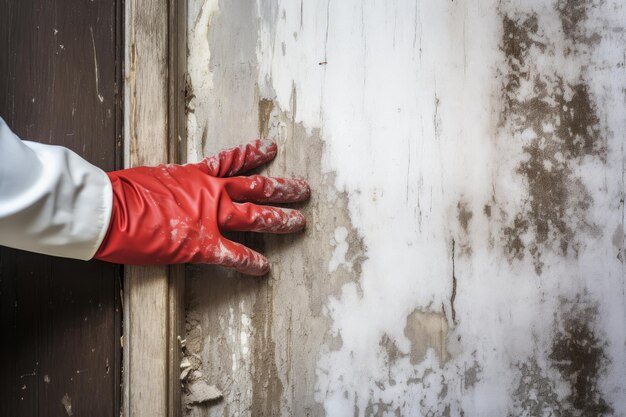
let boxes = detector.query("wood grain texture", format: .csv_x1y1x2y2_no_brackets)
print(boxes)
167,3,188,416
123,0,168,412
123,0,186,416
0,0,122,416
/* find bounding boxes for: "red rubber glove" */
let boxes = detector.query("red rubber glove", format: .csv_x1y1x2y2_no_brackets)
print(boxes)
94,139,309,275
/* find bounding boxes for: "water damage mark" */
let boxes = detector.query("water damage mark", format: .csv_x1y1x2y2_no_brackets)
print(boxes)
510,360,561,416
511,295,611,416
404,309,449,364
499,11,605,274
457,202,473,234
364,400,403,417
456,201,473,256
549,295,611,416
258,98,274,139
463,360,481,390
483,204,492,219
380,334,402,374
557,0,602,46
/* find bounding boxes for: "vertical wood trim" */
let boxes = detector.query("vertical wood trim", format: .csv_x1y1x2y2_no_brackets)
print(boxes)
167,2,187,416
123,0,186,416
168,0,188,167
167,266,185,417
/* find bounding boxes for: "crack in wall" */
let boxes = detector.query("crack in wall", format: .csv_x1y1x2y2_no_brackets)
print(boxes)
450,239,457,325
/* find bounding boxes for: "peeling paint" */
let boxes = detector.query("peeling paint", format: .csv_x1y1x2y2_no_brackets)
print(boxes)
510,360,562,416
186,1,363,416
404,310,449,364
186,0,626,415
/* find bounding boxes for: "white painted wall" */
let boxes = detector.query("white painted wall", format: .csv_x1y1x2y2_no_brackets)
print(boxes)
185,1,626,416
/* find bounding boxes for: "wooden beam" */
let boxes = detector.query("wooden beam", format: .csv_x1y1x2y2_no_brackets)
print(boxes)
123,0,186,416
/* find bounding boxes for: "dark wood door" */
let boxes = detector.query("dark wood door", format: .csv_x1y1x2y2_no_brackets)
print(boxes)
0,1,122,416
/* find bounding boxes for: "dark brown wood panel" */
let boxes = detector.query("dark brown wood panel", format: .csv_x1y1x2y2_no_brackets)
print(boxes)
0,0,122,416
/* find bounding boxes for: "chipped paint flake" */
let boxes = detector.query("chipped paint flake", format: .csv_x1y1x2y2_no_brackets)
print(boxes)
328,227,351,273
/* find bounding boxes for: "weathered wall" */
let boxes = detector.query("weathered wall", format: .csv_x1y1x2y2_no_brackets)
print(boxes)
184,0,626,416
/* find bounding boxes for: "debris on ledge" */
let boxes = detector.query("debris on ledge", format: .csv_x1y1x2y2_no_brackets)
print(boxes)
180,343,223,409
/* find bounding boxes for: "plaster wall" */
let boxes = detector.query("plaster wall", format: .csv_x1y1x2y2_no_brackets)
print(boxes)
184,1,626,416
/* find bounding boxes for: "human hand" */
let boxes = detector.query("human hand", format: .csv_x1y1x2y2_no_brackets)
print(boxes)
94,139,309,275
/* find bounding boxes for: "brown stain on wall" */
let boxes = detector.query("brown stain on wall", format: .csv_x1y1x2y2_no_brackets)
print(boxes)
456,201,473,256
549,296,611,416
187,0,624,414
258,98,274,139
251,93,366,416
483,204,492,219
510,295,612,417
497,8,615,411
403,310,449,365
557,0,602,45
463,362,481,390
499,11,605,274
457,201,473,233
380,334,402,371
364,401,403,417
510,360,561,416
500,15,546,68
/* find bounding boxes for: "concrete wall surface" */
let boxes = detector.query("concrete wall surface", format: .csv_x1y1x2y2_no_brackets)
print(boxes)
183,0,626,416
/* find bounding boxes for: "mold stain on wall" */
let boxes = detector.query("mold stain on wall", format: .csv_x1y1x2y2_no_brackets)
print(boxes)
549,296,611,416
509,295,612,417
499,10,605,275
494,2,624,415
185,0,626,416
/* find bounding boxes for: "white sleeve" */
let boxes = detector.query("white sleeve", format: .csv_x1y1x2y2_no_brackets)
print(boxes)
0,117,113,260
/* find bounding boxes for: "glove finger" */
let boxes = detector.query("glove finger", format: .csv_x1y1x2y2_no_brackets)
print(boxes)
211,238,270,276
219,202,306,234
196,139,277,177
225,175,310,203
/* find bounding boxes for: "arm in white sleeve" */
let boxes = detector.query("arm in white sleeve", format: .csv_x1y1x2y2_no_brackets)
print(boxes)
0,117,112,260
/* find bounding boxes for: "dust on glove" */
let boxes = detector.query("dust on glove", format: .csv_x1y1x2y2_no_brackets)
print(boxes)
94,139,309,275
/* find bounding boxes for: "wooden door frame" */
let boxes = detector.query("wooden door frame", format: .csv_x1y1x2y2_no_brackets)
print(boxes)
123,0,186,416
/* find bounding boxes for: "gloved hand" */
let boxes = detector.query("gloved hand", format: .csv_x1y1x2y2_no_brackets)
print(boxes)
94,139,309,275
